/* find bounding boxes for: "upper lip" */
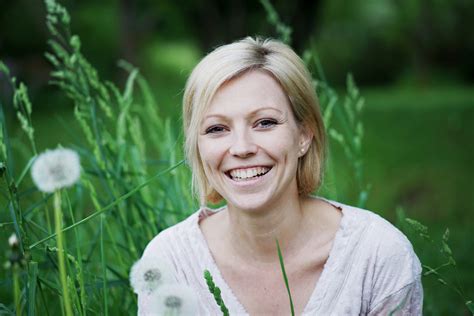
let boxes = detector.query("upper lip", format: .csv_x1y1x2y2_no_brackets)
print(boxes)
224,165,273,173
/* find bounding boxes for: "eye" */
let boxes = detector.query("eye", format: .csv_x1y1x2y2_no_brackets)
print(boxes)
255,119,278,129
205,125,227,134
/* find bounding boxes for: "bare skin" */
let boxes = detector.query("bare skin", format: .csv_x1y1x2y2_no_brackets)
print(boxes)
200,197,342,315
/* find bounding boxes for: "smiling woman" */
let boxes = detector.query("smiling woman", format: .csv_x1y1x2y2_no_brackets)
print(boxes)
197,70,312,212
134,37,423,315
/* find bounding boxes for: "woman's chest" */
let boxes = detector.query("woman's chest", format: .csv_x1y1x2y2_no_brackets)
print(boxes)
218,259,326,315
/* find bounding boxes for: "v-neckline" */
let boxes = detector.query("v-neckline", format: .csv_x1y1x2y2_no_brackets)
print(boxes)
193,198,350,315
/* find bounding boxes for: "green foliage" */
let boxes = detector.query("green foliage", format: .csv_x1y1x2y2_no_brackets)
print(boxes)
0,61,37,156
276,239,295,316
0,0,195,314
204,270,229,316
0,0,471,315
259,0,292,44
398,208,473,315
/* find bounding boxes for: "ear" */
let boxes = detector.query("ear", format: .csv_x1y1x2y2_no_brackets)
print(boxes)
298,125,313,157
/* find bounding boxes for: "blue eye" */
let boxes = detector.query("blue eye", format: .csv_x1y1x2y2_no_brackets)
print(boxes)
256,119,278,128
205,125,226,134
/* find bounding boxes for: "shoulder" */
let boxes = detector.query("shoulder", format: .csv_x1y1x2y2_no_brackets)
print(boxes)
331,200,423,310
357,205,421,274
331,200,419,264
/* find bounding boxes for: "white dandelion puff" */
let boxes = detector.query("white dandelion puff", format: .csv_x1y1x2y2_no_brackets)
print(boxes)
130,256,174,295
31,148,81,193
150,284,198,316
8,233,19,247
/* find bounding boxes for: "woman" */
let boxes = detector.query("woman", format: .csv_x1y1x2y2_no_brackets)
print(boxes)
135,37,423,315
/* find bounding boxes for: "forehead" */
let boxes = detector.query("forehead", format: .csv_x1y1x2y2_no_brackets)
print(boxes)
204,70,291,118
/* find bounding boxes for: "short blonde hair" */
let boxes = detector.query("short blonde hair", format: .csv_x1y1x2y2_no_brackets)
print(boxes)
183,37,326,206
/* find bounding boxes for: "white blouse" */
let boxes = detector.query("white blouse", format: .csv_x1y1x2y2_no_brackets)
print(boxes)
137,200,423,315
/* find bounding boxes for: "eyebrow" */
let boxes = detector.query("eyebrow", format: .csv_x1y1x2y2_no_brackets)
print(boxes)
203,106,284,120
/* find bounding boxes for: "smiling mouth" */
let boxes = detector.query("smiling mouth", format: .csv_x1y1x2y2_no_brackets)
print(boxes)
225,166,272,182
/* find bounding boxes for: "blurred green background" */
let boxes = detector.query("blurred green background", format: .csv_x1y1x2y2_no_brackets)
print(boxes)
1,0,473,314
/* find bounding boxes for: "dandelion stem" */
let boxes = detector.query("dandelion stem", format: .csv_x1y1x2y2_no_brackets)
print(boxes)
54,190,73,316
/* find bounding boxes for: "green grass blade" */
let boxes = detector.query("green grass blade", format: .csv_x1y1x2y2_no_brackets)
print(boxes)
465,300,474,314
276,239,295,316
100,214,108,316
65,192,87,315
27,261,38,316
28,159,184,249
16,156,36,187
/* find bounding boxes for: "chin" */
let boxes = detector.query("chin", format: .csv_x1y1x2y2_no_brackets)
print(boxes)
225,191,276,213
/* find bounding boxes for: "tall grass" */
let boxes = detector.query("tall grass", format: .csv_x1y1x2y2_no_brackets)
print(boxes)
1,0,194,314
0,0,471,315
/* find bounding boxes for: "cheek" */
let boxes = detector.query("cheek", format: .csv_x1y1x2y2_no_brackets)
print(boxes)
257,129,300,159
198,138,226,169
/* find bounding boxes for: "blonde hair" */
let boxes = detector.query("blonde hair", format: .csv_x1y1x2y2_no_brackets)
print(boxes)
183,37,326,206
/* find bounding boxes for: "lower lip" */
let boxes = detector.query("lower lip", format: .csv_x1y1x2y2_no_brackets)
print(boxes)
226,168,273,187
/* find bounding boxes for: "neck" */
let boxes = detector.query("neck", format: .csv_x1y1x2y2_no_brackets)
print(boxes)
224,192,308,264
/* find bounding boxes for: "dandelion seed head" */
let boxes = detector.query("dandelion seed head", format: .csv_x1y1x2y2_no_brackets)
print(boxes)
8,233,18,247
130,256,174,294
150,284,198,315
144,268,161,283
165,295,182,309
31,148,80,193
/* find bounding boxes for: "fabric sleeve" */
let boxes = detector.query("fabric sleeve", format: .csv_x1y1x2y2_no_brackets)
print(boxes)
136,231,176,316
368,277,423,315
137,289,152,316
366,225,424,316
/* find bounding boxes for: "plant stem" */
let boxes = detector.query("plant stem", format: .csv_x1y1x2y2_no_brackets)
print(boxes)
54,190,73,316
45,203,53,233
13,265,21,316
100,214,108,316
65,192,86,316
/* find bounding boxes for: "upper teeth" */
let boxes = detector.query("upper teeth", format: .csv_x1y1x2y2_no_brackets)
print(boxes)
229,167,270,180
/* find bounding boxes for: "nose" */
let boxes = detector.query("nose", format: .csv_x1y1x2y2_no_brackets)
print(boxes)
229,129,257,158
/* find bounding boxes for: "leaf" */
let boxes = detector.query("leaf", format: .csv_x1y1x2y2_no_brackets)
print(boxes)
346,73,359,99
0,60,10,76
329,128,344,144
442,228,450,242
465,300,474,314
28,261,38,316
437,278,448,286
405,218,430,239
441,240,453,257
70,35,81,51
276,239,295,316
0,303,15,315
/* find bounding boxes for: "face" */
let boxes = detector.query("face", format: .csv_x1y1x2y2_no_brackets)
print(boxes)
197,70,312,211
